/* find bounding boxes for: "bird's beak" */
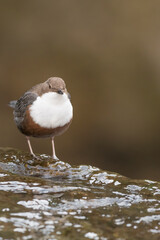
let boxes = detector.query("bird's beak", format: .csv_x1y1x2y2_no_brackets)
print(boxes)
63,89,71,100
57,90,63,95
67,92,71,100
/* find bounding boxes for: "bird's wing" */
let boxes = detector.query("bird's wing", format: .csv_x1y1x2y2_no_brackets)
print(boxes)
14,92,38,124
8,100,17,109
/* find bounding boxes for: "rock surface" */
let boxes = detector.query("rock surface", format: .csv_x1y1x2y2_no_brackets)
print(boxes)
0,148,160,240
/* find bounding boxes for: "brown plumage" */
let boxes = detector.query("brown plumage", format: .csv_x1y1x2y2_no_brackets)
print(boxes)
9,77,73,159
21,106,72,138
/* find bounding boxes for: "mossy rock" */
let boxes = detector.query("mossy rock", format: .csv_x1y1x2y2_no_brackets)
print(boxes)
0,148,159,240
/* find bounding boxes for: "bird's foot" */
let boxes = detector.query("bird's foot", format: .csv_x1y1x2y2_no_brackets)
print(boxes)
31,153,40,160
52,155,59,161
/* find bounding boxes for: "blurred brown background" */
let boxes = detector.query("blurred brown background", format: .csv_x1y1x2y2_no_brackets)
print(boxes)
1,0,160,181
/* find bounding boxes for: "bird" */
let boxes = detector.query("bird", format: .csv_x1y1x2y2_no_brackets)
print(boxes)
9,77,73,160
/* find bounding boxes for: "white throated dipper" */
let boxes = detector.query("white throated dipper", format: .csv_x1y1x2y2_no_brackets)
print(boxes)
9,77,73,160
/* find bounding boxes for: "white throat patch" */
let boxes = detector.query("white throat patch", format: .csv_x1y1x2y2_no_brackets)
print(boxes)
29,92,73,128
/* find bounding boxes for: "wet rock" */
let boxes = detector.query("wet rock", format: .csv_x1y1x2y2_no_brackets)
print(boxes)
0,147,160,240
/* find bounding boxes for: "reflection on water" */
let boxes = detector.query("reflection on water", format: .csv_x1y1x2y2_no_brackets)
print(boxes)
0,148,160,239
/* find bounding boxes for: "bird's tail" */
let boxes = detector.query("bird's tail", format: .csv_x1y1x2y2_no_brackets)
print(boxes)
8,100,17,109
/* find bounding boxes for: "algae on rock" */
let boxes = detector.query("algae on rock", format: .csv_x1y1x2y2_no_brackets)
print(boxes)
0,147,160,240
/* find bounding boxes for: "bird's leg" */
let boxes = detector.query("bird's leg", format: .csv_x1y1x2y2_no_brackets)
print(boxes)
26,136,37,158
51,137,59,160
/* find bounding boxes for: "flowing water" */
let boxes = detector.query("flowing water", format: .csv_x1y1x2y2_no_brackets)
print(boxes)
0,148,160,240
